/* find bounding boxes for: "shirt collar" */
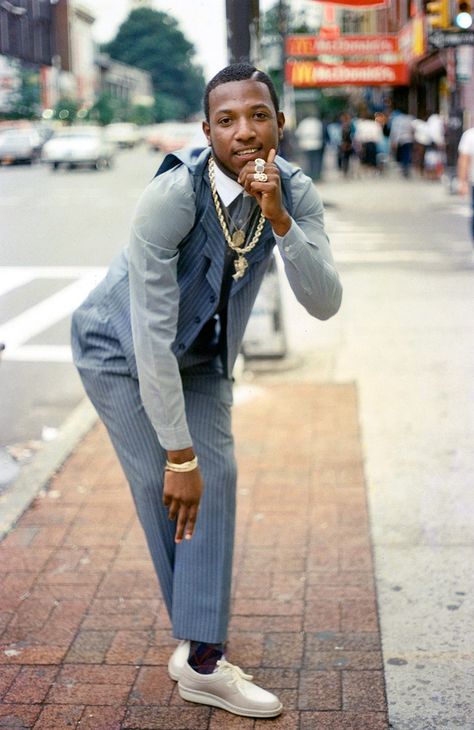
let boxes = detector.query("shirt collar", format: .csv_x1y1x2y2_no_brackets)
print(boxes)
213,162,248,208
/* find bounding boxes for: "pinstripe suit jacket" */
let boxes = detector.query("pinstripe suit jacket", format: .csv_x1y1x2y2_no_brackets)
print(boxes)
74,147,341,449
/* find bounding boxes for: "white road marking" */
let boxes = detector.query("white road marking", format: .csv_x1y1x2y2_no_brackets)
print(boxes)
2,345,72,362
0,269,105,356
0,266,106,279
0,270,35,297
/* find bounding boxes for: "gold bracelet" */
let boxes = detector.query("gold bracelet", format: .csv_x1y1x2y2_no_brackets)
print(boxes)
165,456,198,473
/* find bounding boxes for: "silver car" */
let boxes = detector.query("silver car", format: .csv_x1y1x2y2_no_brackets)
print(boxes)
0,129,43,165
41,126,114,171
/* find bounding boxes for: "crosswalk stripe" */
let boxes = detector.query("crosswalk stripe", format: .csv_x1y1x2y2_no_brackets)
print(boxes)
0,271,104,353
2,345,72,362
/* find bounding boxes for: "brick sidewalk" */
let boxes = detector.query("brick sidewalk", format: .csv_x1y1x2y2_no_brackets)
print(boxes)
0,383,388,729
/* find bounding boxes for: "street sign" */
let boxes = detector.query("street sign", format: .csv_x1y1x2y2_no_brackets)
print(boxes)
286,60,409,86
286,34,399,56
428,29,474,47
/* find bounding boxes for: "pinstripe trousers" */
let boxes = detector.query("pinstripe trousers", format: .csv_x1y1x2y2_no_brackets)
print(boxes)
71,299,237,644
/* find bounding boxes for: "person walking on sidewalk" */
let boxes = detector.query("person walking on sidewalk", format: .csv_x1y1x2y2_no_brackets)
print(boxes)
457,125,474,247
295,113,328,181
71,63,342,719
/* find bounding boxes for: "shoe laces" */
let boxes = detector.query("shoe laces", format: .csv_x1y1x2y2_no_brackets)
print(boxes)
216,659,253,688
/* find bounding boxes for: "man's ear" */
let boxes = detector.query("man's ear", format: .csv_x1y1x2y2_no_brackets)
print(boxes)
277,111,285,139
202,120,211,145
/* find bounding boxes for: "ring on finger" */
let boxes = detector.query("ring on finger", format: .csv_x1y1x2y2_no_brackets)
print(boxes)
254,172,268,182
255,158,265,173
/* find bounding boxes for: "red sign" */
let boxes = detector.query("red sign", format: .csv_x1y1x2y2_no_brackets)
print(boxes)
286,34,399,56
286,60,409,86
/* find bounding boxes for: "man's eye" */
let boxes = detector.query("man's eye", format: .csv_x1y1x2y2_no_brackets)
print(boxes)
218,117,232,125
255,112,269,119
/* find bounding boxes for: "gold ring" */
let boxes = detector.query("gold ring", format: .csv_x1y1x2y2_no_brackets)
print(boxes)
255,158,265,173
254,172,268,182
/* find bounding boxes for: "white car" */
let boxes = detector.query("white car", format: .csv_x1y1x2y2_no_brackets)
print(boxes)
105,122,141,148
41,127,114,171
0,129,43,165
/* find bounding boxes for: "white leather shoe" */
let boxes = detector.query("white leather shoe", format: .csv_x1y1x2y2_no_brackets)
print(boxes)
168,640,190,681
178,659,283,718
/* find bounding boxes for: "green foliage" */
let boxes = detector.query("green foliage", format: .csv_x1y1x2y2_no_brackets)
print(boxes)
103,8,205,121
53,97,78,124
130,104,155,126
4,67,41,120
87,93,115,126
86,92,155,126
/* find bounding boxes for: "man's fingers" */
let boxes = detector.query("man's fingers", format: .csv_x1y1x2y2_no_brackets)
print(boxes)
167,498,179,521
184,504,199,540
267,148,276,164
174,505,188,543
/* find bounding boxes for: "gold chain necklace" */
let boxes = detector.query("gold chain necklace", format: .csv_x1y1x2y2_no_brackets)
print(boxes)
208,157,266,281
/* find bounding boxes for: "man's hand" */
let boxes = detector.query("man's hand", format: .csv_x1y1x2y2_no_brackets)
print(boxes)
238,149,291,236
163,450,203,543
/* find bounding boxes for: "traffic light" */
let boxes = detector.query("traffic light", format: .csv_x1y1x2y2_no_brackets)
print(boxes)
425,0,449,28
455,0,472,28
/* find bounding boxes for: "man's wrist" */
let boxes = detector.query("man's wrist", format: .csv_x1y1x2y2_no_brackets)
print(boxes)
270,211,292,237
167,447,195,464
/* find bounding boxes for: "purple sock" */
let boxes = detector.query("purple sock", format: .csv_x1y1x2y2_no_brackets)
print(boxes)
188,641,224,674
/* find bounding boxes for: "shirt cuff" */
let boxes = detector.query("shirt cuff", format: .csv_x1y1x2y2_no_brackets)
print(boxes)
273,219,320,260
154,424,193,451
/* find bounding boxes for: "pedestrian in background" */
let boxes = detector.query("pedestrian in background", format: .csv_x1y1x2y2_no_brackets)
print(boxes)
389,109,414,178
338,112,355,177
70,63,342,719
353,110,383,174
457,125,474,247
412,114,432,176
295,113,328,181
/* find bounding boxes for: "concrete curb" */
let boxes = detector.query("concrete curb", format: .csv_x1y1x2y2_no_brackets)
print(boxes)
0,398,97,541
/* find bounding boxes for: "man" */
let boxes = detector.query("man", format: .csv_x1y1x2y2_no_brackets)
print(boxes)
457,125,474,246
389,109,414,178
71,63,342,718
295,114,328,181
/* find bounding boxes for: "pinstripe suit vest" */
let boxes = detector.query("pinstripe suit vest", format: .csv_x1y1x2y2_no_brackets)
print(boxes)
83,148,295,379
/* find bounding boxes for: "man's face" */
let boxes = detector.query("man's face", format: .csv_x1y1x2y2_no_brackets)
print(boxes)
202,79,284,179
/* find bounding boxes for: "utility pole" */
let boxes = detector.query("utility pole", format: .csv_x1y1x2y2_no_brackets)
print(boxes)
226,0,260,64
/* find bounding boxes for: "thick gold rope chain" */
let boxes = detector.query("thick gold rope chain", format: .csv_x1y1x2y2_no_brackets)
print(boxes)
208,157,265,255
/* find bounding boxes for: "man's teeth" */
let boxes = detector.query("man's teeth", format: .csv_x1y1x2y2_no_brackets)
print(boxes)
236,149,258,156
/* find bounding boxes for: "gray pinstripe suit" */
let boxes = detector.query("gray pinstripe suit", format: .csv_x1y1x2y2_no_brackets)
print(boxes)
71,148,342,643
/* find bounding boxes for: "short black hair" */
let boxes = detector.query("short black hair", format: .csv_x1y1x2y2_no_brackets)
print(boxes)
204,63,280,122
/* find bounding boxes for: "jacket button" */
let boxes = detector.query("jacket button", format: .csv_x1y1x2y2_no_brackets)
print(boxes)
178,343,185,350
194,315,201,323
209,294,216,303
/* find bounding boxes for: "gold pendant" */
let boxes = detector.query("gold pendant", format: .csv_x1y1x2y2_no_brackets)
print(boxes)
232,229,246,247
232,255,248,281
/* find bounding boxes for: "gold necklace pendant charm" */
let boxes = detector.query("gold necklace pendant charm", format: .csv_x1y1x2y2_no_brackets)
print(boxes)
232,229,246,247
232,255,248,281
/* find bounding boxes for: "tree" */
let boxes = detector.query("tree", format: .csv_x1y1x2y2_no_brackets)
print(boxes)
103,8,205,121
3,64,41,120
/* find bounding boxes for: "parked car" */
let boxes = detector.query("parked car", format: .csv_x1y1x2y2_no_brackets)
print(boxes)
41,126,114,171
105,122,141,149
146,122,205,153
0,129,43,165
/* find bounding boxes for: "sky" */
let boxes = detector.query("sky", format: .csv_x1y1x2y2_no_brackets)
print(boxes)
90,0,276,81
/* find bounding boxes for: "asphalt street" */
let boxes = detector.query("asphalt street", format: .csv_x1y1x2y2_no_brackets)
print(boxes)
0,146,164,453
